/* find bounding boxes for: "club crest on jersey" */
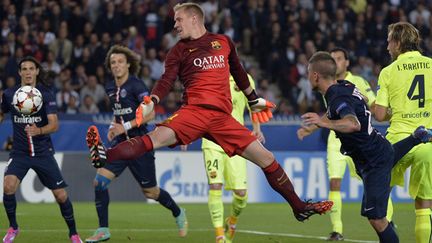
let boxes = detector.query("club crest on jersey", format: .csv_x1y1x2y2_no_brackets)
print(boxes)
209,171,217,179
211,41,221,50
120,89,127,98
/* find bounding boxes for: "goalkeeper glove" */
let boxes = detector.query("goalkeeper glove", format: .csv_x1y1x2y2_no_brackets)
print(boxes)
247,90,276,123
136,96,155,126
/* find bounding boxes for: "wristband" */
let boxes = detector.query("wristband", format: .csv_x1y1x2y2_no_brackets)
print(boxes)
246,89,259,101
151,96,159,105
123,121,132,131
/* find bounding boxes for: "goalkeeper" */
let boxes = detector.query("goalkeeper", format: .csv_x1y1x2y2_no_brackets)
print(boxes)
86,2,333,222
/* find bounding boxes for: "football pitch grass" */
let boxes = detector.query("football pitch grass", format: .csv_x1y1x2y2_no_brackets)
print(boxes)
0,202,415,242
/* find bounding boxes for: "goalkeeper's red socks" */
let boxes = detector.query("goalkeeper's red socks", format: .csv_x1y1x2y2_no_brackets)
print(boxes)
263,160,305,212
106,135,153,162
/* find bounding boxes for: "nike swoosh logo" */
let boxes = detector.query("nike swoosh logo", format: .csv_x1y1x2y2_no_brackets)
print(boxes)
56,180,64,185
188,48,198,52
364,207,374,212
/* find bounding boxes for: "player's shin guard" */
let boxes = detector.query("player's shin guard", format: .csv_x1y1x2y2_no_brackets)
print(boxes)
59,198,77,237
262,160,304,211
231,192,247,218
106,135,153,162
377,222,399,243
329,191,342,234
3,194,18,229
156,188,181,218
95,189,110,227
415,208,432,243
208,190,224,228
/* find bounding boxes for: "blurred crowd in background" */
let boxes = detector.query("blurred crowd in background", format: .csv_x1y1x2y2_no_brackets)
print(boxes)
1,0,432,116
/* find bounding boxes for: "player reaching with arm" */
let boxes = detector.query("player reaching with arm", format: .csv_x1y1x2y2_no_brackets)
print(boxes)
324,47,394,241
0,56,83,243
86,2,333,223
298,51,432,243
374,22,432,243
85,45,187,243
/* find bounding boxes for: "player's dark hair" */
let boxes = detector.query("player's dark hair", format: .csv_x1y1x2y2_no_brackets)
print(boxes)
18,56,48,86
329,47,348,60
174,2,205,23
388,22,421,53
105,45,140,76
308,51,336,80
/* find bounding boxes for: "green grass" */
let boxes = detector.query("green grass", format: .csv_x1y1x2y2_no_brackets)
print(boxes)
0,202,415,242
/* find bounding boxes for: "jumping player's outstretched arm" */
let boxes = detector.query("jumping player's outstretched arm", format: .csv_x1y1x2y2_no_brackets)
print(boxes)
301,112,361,133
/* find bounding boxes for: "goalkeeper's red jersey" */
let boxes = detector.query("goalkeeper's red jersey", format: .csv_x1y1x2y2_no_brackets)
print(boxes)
151,32,250,114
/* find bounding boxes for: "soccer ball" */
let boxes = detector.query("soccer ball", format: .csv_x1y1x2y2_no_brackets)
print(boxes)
12,85,43,115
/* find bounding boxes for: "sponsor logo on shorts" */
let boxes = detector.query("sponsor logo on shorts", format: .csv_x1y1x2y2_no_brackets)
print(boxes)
364,207,374,212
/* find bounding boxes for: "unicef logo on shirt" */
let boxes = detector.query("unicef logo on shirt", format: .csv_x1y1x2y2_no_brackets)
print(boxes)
120,89,127,98
423,111,430,118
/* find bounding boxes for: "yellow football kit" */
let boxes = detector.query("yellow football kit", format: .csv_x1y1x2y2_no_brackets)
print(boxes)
376,51,432,199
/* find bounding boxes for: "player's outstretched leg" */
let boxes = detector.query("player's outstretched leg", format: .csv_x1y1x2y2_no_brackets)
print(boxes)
86,125,107,168
175,208,188,237
262,160,333,221
3,227,19,243
85,228,111,243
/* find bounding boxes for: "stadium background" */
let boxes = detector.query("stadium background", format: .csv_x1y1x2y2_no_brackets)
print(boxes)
0,1,428,242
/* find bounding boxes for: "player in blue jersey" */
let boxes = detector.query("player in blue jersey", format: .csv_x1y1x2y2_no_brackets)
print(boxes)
297,51,432,243
85,45,187,243
0,56,83,243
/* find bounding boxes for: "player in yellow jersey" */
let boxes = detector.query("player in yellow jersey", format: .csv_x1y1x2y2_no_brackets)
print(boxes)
375,22,432,243
326,47,393,241
202,74,264,243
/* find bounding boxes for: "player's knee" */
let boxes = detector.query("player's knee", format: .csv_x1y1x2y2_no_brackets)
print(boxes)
209,183,223,190
3,176,18,194
368,218,388,232
233,189,247,198
329,178,342,191
53,189,68,203
94,174,111,191
3,183,16,195
142,187,160,200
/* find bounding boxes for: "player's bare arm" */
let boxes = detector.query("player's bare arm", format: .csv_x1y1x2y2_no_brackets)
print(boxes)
297,123,320,141
373,103,392,122
25,114,59,136
302,112,360,133
109,111,156,141
0,111,3,123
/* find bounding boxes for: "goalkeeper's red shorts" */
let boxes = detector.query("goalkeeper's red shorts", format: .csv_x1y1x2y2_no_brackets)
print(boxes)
157,105,256,156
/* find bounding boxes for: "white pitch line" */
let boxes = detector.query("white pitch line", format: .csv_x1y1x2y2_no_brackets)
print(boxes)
237,229,378,243
4,228,378,242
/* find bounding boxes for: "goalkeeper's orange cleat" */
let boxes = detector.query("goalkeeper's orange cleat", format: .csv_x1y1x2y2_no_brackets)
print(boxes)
86,125,107,168
294,199,333,222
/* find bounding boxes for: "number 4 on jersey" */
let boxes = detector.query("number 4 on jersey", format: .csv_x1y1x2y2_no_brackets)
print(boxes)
407,74,425,108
